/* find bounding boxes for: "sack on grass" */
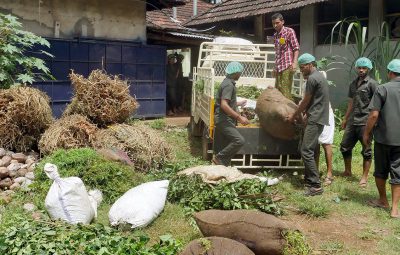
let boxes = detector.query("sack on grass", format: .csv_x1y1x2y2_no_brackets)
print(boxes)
108,180,169,228
180,237,255,255
194,209,291,255
44,163,101,224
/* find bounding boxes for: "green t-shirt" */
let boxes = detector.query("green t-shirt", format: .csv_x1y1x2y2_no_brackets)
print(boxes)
368,77,400,146
347,75,378,126
305,70,330,126
214,77,237,124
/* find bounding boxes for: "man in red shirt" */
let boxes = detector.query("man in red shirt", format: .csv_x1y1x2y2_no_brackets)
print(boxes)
272,13,300,101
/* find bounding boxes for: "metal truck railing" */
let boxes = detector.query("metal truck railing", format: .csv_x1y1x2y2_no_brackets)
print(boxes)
190,41,304,169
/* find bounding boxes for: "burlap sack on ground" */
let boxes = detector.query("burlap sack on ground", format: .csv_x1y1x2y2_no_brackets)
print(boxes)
194,209,291,255
180,237,255,255
255,87,300,140
177,165,266,184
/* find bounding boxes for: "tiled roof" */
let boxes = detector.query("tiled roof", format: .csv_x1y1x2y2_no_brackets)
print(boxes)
147,0,213,30
185,0,328,26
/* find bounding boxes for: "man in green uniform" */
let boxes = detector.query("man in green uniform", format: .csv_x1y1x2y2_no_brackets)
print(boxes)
213,62,249,166
363,59,400,218
287,53,330,196
340,57,378,187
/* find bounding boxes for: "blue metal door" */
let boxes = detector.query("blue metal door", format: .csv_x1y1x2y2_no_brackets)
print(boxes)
32,38,166,118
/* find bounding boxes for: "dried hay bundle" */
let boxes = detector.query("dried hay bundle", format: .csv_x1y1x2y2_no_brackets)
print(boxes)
93,124,172,171
0,86,53,151
65,70,139,126
39,114,98,155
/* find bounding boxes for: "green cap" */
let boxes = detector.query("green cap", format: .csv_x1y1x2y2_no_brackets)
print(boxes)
355,57,373,69
225,61,244,74
387,59,400,73
298,53,316,65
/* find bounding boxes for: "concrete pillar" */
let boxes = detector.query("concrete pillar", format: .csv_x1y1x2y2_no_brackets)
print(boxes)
368,0,384,40
300,5,316,55
254,14,265,43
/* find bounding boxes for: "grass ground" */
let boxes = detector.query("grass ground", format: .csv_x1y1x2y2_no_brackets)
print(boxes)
1,118,399,254
150,121,400,254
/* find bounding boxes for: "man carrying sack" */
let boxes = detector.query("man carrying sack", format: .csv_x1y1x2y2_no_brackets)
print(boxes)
287,53,330,196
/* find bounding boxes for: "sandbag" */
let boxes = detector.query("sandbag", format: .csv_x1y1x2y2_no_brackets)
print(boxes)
180,237,255,255
255,87,300,140
44,163,98,224
194,209,291,255
109,180,169,228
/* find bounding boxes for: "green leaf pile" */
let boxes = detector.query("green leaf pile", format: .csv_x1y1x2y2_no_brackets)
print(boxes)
168,175,282,215
32,148,148,205
0,218,182,255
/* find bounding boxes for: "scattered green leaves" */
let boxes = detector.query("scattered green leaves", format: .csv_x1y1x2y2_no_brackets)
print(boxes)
168,175,282,215
0,218,182,255
236,85,263,99
283,230,312,255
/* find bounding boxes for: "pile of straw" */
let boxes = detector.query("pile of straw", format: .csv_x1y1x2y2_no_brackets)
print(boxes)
65,70,139,126
93,124,172,171
39,114,98,155
0,86,53,151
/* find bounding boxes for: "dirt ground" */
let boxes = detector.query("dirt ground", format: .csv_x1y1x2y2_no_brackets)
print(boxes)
282,211,385,254
165,115,190,127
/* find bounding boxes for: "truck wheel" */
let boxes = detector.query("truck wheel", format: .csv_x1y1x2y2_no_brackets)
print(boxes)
189,116,202,137
202,128,212,161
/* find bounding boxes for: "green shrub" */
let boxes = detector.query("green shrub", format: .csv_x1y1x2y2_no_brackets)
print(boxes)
168,175,282,215
283,230,312,255
0,14,53,88
297,198,330,218
32,148,147,206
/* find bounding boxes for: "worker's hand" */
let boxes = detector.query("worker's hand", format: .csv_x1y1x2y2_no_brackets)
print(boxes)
291,62,297,72
286,114,295,124
341,120,347,130
238,115,250,125
237,99,247,107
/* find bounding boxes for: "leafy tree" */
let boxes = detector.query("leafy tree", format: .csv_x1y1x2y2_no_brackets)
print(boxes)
0,13,53,88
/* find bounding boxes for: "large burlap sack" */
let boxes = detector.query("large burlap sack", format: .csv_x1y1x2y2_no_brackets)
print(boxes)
256,87,300,140
194,209,291,255
180,237,255,255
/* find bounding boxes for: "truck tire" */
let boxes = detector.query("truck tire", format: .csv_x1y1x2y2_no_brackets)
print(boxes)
189,116,203,137
202,127,212,161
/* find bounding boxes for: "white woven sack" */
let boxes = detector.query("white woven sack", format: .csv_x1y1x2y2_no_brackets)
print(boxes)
109,180,169,228
44,163,95,224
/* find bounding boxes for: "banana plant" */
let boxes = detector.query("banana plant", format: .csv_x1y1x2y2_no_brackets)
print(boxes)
373,22,400,83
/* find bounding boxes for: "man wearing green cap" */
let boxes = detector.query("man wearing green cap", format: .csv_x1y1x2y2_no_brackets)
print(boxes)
212,62,249,166
287,53,330,196
340,57,378,187
363,59,400,218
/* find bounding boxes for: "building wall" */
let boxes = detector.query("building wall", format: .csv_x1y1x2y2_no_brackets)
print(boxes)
300,0,398,108
0,0,146,41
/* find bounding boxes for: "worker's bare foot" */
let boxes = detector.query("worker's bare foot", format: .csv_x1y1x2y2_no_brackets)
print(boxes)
359,179,368,188
367,199,389,209
342,171,352,177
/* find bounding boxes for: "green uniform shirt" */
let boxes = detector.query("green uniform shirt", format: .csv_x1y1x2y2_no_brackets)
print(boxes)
368,77,400,146
214,77,237,125
347,75,378,126
305,70,330,126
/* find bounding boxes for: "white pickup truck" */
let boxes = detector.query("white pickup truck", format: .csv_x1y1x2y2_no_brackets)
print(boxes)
190,40,305,169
